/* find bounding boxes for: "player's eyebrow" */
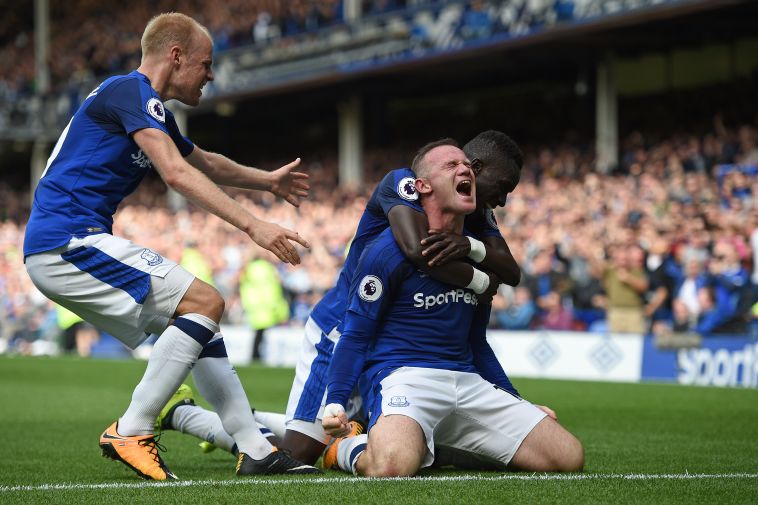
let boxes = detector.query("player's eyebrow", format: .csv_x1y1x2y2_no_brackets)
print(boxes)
444,159,471,169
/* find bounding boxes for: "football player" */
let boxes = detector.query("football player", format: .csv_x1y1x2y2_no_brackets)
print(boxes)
322,140,584,476
23,12,319,480
156,131,528,465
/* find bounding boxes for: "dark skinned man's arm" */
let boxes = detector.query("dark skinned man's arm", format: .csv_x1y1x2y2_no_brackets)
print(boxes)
387,205,500,299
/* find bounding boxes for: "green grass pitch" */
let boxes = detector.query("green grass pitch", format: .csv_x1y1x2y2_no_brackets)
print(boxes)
0,355,756,504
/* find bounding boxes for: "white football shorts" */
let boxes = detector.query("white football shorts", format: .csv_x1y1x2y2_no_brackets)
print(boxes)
285,316,362,444
25,233,195,349
372,367,547,469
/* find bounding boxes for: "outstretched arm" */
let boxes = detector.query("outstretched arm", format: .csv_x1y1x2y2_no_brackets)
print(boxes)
134,128,309,264
185,147,310,207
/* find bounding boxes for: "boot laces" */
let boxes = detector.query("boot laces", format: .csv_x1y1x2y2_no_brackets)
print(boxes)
138,435,167,464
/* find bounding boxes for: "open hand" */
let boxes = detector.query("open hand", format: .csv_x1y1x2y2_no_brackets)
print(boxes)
251,221,310,265
270,158,310,207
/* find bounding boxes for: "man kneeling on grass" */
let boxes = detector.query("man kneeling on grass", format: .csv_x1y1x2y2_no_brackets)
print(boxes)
322,139,584,476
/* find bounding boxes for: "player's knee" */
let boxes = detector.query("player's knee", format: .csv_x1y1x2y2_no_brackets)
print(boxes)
563,437,584,472
363,459,415,478
553,435,584,472
196,290,224,322
209,293,225,319
176,280,225,322
361,448,418,477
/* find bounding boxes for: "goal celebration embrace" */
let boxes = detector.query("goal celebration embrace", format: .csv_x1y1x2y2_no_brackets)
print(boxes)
3,2,757,504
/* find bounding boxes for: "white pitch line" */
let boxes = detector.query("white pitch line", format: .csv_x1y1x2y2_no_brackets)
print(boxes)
1,473,757,493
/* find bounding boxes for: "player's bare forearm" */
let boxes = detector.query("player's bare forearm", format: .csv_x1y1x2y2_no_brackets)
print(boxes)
169,171,307,264
389,205,504,290
405,241,493,289
426,262,483,287
135,130,254,232
187,147,274,190
421,233,519,286
188,148,309,206
388,205,428,262
135,129,308,264
479,236,520,286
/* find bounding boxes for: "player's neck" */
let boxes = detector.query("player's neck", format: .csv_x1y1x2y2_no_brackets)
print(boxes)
137,60,173,101
425,206,465,234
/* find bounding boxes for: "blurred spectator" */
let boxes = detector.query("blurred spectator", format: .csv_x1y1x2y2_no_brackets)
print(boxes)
596,244,649,334
558,233,605,330
290,291,318,326
492,286,536,330
56,304,99,357
459,0,494,40
239,251,290,362
253,11,279,44
644,232,681,336
671,258,709,333
695,240,751,335
539,291,574,331
180,241,215,286
522,248,573,329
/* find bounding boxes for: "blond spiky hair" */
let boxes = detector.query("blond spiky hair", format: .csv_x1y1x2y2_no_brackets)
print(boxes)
140,12,211,59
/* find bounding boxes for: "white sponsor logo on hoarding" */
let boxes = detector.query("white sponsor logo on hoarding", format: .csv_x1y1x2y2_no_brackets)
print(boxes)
677,343,758,387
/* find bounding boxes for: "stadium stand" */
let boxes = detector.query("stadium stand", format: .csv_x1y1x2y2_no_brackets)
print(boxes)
0,0,704,141
2,122,756,355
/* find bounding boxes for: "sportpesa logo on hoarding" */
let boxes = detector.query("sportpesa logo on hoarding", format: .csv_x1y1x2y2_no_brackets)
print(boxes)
677,343,758,387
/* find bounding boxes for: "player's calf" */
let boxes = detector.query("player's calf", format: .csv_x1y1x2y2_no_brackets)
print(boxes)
282,429,328,465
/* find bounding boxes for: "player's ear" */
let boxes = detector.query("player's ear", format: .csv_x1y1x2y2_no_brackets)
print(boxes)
170,45,182,66
415,177,431,195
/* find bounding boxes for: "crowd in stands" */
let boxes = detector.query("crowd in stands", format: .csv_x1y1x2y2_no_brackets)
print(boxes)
1,0,652,133
1,119,756,355
1,0,417,100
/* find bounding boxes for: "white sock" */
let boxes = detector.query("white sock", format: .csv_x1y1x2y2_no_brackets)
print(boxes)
337,433,368,475
253,411,287,440
171,405,237,453
192,335,271,460
118,313,216,436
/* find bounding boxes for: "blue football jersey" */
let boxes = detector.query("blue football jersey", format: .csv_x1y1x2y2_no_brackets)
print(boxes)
326,228,482,407
464,207,504,238
309,168,506,335
308,168,422,334
24,70,194,257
